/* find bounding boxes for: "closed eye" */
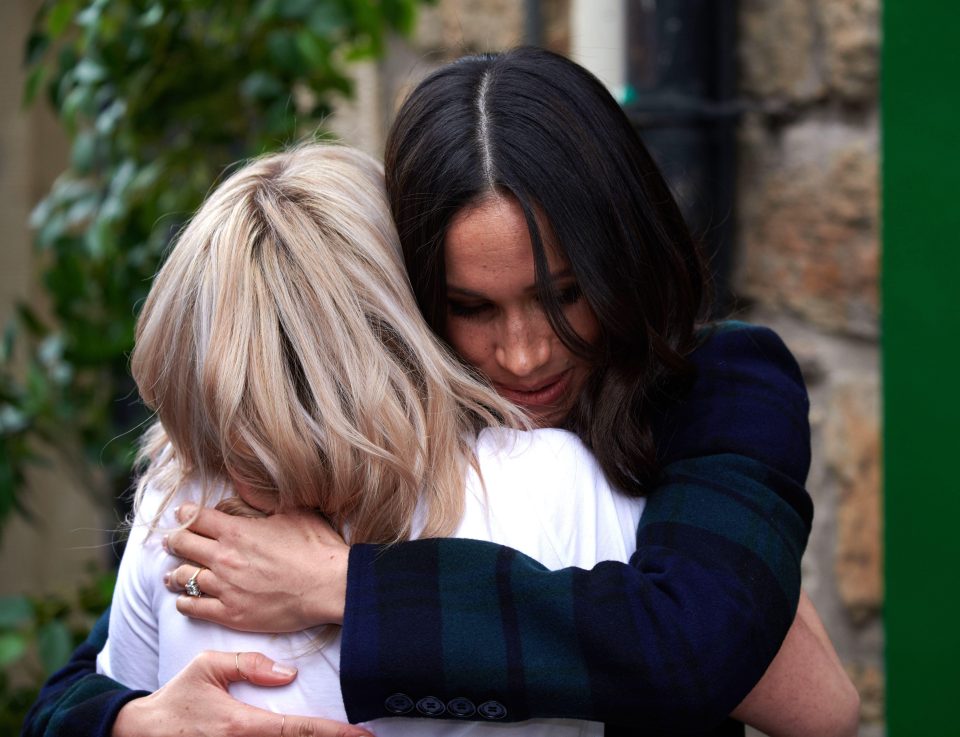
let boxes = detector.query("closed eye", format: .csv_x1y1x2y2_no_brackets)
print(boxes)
448,299,494,319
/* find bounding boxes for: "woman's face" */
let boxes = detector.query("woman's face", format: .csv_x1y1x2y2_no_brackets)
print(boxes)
443,195,600,428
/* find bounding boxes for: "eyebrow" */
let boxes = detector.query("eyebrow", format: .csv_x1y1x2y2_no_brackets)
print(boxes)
446,268,575,298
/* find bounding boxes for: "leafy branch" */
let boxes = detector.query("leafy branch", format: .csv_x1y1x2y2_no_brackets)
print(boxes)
0,0,430,535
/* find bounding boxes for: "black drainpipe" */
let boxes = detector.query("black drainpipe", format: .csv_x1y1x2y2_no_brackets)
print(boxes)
624,0,740,311
525,0,740,311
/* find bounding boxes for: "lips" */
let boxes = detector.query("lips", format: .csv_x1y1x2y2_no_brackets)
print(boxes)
494,369,572,411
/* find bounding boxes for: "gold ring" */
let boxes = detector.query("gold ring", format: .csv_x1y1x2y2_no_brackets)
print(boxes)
236,651,248,681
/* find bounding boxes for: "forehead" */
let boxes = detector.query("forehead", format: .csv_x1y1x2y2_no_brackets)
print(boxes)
444,195,566,287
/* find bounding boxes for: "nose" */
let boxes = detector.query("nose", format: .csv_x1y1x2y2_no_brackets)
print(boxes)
494,312,551,378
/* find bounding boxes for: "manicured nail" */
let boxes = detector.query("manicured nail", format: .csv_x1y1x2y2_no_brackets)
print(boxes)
272,662,297,677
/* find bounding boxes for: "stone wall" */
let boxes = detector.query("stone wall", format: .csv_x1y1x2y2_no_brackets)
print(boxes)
737,1,883,733
329,1,884,734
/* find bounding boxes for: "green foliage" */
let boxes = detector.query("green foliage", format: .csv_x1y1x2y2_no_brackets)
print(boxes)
0,0,430,533
0,567,116,732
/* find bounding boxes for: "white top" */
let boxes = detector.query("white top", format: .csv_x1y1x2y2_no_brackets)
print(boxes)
98,428,644,736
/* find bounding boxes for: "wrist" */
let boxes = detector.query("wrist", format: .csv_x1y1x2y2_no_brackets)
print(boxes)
306,544,349,626
112,696,152,737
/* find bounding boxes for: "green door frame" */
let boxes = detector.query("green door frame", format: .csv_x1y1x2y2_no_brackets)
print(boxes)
882,2,960,734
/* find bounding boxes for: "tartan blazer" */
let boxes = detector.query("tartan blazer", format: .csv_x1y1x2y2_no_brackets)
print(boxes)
22,323,812,737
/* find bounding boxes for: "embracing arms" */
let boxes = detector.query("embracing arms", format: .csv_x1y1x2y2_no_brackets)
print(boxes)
22,323,850,736
176,325,844,732
336,323,817,730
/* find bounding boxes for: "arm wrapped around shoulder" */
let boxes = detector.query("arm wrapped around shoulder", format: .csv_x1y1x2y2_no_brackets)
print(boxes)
655,321,813,487
340,323,814,731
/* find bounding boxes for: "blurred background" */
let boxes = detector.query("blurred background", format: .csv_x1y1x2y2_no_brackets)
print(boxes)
0,1,955,735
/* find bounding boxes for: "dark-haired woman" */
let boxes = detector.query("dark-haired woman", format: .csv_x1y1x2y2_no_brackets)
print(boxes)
23,48,858,737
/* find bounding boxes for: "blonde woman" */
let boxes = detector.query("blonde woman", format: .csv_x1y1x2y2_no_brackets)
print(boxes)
96,144,646,736
95,143,854,737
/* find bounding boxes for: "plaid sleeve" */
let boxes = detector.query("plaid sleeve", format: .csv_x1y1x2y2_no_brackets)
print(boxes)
21,608,149,737
339,323,812,732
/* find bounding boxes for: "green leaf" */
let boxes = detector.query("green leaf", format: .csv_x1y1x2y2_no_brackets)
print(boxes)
37,620,72,674
37,336,65,370
24,30,50,67
0,596,32,629
10,0,434,545
75,0,107,29
84,218,116,259
95,98,126,135
139,4,163,28
307,5,348,37
0,632,27,667
15,304,48,338
22,65,46,108
0,406,30,434
254,0,281,21
70,130,97,172
73,59,107,85
277,0,315,20
65,193,99,230
295,30,328,69
60,85,93,129
267,30,301,71
47,0,78,38
240,71,284,101
36,211,67,250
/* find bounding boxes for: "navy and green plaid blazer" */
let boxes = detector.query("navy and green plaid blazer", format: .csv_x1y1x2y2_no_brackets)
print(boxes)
22,323,812,737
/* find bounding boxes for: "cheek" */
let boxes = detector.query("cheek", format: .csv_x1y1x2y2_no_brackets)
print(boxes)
445,320,495,370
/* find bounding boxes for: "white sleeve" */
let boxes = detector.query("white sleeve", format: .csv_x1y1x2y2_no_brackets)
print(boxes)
96,489,167,691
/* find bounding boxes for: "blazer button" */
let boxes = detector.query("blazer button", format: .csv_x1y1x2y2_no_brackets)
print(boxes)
384,693,414,714
416,696,446,716
446,697,476,717
478,700,507,720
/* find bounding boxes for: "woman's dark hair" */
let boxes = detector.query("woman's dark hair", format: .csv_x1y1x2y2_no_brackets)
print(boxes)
384,46,710,494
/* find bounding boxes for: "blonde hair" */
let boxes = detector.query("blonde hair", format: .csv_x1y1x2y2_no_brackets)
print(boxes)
132,143,525,543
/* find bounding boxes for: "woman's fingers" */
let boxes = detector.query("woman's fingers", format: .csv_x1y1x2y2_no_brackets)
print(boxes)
194,651,376,737
175,502,233,538
167,510,349,631
277,714,376,737
166,563,222,598
186,649,296,686
165,525,219,565
113,650,375,737
175,592,234,626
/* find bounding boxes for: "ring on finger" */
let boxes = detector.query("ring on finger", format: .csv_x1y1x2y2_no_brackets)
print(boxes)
185,566,206,597
236,652,249,681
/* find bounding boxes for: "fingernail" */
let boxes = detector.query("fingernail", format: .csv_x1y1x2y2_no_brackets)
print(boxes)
272,662,297,677
163,572,171,587
162,535,169,552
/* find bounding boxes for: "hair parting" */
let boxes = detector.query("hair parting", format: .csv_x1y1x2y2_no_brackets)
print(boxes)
385,47,711,494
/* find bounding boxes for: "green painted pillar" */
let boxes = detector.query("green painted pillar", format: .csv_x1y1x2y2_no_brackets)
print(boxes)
882,2,960,734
